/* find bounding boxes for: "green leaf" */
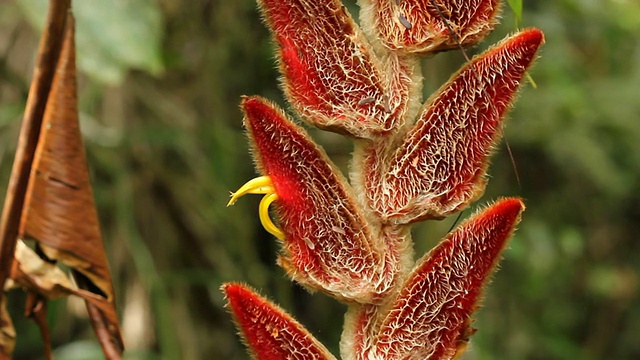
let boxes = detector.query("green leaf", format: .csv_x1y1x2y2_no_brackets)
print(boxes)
17,0,164,85
507,0,523,25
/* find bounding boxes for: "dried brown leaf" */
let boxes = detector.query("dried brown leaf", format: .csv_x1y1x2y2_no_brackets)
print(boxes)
17,14,123,357
0,1,72,357
0,297,15,358
10,241,118,319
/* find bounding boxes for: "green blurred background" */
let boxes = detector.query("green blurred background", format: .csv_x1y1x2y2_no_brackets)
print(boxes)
0,0,638,359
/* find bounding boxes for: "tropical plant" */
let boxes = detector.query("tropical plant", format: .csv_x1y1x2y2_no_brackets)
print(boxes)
223,0,544,359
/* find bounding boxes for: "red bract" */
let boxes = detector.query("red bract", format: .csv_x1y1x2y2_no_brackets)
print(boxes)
241,97,397,303
373,198,524,359
222,283,336,360
225,0,543,359
258,0,413,138
363,29,544,225
359,0,501,54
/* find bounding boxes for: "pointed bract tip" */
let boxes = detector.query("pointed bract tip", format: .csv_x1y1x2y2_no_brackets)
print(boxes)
372,197,525,359
519,27,545,46
221,282,247,299
489,197,525,218
222,282,260,312
240,95,260,110
221,282,336,360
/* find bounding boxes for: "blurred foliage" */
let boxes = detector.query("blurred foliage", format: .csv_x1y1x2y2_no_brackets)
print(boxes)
507,0,523,24
0,0,638,359
17,0,164,85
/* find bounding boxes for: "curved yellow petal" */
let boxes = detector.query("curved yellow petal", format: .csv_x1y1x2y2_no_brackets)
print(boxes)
259,193,285,240
227,176,274,206
228,176,285,240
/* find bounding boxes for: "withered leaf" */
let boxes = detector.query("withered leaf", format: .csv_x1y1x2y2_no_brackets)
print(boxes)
18,13,123,357
0,297,16,358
